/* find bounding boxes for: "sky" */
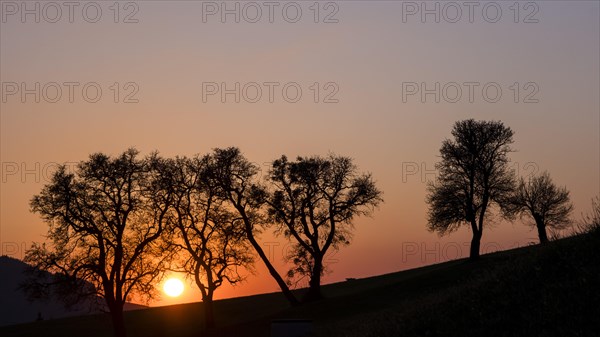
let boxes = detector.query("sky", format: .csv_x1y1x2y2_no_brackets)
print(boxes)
1,1,599,307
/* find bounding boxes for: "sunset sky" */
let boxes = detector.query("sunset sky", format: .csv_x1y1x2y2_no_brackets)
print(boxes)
1,1,598,306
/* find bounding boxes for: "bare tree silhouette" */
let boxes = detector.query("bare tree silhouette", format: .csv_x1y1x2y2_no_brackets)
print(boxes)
206,148,300,306
579,196,600,233
262,154,382,301
166,156,253,329
505,171,573,243
427,119,516,260
25,149,174,337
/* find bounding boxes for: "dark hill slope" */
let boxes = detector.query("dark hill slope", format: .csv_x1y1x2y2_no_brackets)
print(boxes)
0,256,145,327
1,229,599,337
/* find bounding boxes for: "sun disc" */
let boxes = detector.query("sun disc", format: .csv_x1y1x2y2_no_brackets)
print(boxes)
163,278,184,297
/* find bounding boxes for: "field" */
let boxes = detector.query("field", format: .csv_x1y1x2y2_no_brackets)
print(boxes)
2,229,599,337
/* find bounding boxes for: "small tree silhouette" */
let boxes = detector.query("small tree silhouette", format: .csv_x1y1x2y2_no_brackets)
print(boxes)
579,196,600,233
505,171,574,243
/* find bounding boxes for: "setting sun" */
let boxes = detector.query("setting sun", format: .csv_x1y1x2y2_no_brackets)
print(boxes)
163,278,184,297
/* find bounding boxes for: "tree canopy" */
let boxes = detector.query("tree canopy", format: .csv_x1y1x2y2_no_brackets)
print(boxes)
427,119,516,260
505,171,573,243
263,154,383,300
26,149,175,337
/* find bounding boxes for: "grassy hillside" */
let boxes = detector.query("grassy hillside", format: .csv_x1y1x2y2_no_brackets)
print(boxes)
2,229,599,337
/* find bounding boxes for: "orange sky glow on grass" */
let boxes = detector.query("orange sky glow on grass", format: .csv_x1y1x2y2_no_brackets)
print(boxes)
1,1,598,307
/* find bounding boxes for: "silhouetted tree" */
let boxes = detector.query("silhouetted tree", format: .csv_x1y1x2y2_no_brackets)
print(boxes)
263,155,383,301
25,150,174,337
579,196,600,234
427,119,515,260
505,172,573,243
166,156,253,329
206,148,300,306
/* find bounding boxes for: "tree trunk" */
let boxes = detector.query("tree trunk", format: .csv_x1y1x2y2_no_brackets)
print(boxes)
109,305,127,337
304,258,323,302
238,209,299,306
247,233,299,306
469,230,482,261
536,221,549,244
204,298,216,330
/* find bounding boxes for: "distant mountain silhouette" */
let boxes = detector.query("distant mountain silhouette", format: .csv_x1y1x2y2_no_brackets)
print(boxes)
0,256,146,327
